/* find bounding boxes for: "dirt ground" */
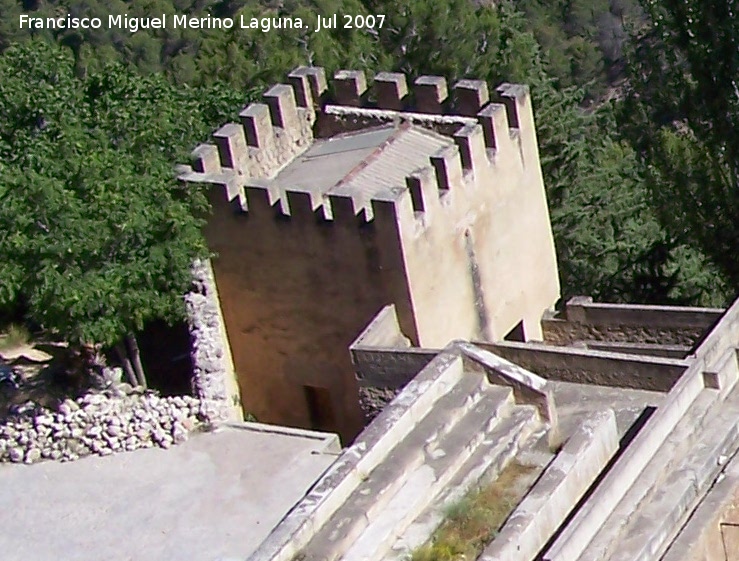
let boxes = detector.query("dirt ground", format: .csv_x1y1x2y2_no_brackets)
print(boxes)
0,339,93,418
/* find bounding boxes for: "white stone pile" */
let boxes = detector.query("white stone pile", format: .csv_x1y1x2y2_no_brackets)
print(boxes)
0,390,206,464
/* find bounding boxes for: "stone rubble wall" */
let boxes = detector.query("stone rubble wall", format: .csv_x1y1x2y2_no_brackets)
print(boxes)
358,386,399,422
185,258,241,422
0,259,239,465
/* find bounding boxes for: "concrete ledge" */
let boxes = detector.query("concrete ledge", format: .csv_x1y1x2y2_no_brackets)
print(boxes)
562,297,724,329
226,422,341,452
247,350,465,561
661,455,739,561
605,407,739,561
481,409,619,561
477,341,690,392
692,297,739,367
458,342,559,447
574,389,717,561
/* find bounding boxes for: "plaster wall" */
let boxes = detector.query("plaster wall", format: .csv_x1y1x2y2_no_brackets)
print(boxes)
395,91,559,345
204,187,413,441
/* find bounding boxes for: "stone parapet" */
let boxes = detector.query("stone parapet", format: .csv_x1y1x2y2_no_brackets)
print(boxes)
479,340,690,392
543,297,724,348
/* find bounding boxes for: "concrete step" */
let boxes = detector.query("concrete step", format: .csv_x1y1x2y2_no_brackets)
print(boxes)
340,400,541,561
574,388,721,561
386,405,547,561
297,378,513,561
610,391,739,561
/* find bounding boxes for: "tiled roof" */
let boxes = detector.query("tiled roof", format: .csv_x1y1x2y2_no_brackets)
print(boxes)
273,124,452,205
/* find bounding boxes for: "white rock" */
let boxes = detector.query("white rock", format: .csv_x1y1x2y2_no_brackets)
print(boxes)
34,415,53,427
87,426,103,437
106,425,122,437
24,448,41,463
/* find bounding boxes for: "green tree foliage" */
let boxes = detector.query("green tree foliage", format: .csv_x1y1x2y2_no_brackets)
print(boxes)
367,0,541,84
513,0,642,99
1,0,392,88
620,0,739,298
0,42,243,376
537,83,727,306
0,0,23,51
189,0,390,88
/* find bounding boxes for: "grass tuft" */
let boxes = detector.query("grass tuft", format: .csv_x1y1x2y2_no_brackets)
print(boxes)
0,323,31,352
410,460,537,561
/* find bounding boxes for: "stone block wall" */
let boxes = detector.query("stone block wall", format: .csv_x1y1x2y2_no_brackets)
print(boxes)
543,296,724,347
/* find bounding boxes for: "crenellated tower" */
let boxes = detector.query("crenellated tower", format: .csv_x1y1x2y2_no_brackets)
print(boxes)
179,67,560,442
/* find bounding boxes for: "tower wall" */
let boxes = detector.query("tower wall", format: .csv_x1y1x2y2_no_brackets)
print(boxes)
202,187,412,442
395,83,560,344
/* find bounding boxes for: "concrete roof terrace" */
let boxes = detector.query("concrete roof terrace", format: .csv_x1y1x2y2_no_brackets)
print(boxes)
257,301,735,561
0,423,339,561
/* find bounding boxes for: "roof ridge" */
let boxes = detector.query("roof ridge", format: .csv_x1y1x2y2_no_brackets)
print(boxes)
327,122,411,195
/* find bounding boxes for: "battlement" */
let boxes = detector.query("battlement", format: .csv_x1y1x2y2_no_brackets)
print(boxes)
179,66,538,231
179,68,324,203
328,69,515,119
318,70,534,146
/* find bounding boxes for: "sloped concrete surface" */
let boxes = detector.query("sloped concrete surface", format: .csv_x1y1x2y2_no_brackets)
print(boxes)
575,384,739,561
0,423,339,561
481,409,620,561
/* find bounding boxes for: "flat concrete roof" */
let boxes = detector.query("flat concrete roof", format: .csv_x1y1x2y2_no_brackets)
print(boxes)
0,422,339,561
550,380,665,438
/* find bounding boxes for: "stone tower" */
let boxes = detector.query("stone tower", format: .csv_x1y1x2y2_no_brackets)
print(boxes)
179,67,560,441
